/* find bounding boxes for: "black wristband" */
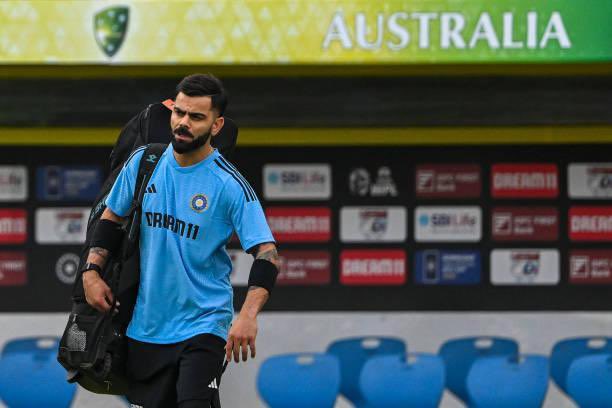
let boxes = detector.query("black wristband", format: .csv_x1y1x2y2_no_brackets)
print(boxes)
248,259,279,295
90,219,124,254
80,262,103,276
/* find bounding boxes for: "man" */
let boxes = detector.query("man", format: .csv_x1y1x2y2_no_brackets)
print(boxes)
81,74,279,408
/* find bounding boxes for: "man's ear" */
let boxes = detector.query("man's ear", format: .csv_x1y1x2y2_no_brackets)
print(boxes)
212,116,225,137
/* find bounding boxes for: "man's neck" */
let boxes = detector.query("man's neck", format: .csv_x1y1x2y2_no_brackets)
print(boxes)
173,143,214,167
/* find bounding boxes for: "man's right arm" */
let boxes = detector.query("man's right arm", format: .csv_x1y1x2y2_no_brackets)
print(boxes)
82,207,126,313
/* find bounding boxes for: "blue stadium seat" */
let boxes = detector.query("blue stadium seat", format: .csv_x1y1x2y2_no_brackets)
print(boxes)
550,337,612,395
566,353,612,408
466,354,549,408
327,336,406,408
0,337,77,408
257,353,340,408
438,336,519,405
359,353,445,408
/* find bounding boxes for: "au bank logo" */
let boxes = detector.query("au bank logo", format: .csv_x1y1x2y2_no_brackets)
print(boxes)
94,6,129,58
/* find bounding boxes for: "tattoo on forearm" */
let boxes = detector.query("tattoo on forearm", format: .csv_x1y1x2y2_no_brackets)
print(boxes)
89,247,110,262
256,247,279,263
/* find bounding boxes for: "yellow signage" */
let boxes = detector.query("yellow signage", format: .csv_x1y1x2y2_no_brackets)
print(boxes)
1,0,610,64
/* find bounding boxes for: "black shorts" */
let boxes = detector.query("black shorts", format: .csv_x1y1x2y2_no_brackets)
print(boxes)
126,333,226,408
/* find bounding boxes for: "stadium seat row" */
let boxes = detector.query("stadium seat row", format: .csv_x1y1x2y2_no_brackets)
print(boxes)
257,336,612,408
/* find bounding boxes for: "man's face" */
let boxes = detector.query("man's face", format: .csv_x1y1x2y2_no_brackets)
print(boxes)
170,92,221,154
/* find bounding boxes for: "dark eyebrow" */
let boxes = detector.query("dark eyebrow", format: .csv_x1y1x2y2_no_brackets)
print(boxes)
174,105,206,119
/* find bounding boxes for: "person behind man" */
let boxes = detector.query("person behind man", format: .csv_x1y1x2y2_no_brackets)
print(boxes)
80,73,279,408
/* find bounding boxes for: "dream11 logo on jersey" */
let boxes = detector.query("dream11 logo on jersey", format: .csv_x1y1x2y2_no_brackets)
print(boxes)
348,167,398,197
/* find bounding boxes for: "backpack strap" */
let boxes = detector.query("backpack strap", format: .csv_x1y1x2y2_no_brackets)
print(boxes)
123,143,166,258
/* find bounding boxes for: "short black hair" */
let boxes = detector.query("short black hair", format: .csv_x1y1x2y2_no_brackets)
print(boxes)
176,73,228,116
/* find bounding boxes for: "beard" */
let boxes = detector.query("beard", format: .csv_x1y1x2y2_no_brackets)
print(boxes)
171,125,212,154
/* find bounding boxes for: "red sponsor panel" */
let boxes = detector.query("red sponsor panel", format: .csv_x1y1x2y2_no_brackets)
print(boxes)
569,207,612,241
570,250,612,284
416,164,481,198
0,209,27,244
266,207,331,242
340,249,406,285
0,252,27,286
491,207,558,241
491,164,558,198
277,251,331,285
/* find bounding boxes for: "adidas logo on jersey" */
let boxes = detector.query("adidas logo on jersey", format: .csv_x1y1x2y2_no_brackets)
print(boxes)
145,184,157,194
208,378,219,389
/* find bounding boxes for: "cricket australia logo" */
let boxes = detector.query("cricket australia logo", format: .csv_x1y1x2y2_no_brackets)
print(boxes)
191,194,209,213
94,6,129,57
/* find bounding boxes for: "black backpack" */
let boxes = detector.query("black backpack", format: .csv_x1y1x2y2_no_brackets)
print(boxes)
57,101,238,395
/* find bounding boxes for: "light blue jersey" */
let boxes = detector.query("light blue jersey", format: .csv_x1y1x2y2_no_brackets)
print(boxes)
106,145,274,344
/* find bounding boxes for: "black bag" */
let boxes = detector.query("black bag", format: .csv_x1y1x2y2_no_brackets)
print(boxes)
57,101,238,395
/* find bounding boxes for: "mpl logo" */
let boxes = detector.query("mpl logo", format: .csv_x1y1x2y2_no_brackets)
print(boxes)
340,249,406,285
340,206,406,242
265,207,331,242
415,206,481,242
0,166,27,201
0,252,26,286
491,249,559,285
491,163,558,198
569,207,612,241
569,163,612,199
348,167,398,197
0,209,27,244
35,208,90,244
264,164,331,200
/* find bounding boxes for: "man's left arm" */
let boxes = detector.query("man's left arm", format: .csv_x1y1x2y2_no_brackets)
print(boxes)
225,242,279,363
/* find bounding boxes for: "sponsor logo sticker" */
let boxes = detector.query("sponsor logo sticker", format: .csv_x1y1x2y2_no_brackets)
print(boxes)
0,209,27,244
228,249,253,286
0,166,27,202
0,252,26,286
491,249,560,285
340,249,406,285
491,207,558,241
415,206,481,242
348,167,398,197
491,163,558,198
569,163,612,199
340,206,406,243
35,208,90,244
570,250,612,284
264,164,331,200
416,164,481,198
569,207,612,241
229,249,331,286
414,250,481,285
266,207,331,242
277,251,331,285
36,166,102,202
55,253,81,285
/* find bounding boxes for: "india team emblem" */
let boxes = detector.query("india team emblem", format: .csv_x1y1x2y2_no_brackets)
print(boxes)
94,6,129,57
191,194,209,213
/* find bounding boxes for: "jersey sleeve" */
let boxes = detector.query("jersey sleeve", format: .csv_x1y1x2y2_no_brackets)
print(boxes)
224,177,275,252
105,147,145,217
